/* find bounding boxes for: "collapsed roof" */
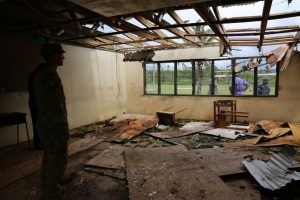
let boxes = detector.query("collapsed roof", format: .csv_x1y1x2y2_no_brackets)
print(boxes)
0,0,299,53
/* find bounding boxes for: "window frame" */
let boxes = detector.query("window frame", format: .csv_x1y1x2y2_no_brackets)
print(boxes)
143,56,279,97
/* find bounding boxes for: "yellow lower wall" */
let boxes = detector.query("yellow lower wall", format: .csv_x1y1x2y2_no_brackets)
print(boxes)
125,50,300,123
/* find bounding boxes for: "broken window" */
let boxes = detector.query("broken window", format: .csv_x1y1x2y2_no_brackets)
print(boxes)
257,58,277,96
144,57,279,97
145,63,158,94
160,62,175,95
215,59,232,96
195,60,213,95
177,62,193,95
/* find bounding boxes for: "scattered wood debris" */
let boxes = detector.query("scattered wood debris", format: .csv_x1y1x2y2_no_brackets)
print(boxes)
101,114,158,143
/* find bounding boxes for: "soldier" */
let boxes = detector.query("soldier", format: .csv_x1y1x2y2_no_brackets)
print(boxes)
258,78,270,96
32,43,69,200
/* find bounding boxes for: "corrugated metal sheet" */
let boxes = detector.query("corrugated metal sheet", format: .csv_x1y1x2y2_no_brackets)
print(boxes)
242,150,300,191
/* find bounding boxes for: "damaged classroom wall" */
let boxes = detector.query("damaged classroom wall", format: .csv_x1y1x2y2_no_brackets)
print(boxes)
0,40,127,147
125,50,300,122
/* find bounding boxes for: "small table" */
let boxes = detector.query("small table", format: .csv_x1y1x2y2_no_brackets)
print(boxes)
0,112,31,148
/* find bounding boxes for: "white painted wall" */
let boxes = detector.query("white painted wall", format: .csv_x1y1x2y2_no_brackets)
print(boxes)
0,44,126,147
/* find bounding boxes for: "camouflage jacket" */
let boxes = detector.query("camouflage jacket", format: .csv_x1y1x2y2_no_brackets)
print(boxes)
33,63,69,138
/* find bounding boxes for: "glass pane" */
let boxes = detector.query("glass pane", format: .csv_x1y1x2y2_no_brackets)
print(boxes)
194,61,212,95
145,63,158,94
257,58,276,96
160,62,174,94
233,59,254,96
177,62,193,95
214,60,232,95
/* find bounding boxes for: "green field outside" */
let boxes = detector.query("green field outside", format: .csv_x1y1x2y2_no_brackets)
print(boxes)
146,84,276,96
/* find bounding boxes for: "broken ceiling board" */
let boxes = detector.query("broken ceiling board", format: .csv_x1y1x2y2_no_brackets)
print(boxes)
69,0,210,17
248,120,286,133
0,137,103,188
125,147,237,200
147,122,213,139
110,113,158,123
248,128,291,145
190,147,270,176
108,118,158,143
289,123,300,144
85,146,125,170
68,137,104,156
200,128,244,139
239,135,300,147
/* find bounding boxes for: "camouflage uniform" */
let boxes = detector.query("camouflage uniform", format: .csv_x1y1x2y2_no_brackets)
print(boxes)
33,63,69,200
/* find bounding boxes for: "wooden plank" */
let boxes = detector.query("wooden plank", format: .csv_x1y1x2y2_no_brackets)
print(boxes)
68,137,104,155
125,147,237,200
142,12,201,45
85,146,125,170
135,16,179,45
107,118,158,143
0,137,104,188
167,10,202,45
259,0,273,49
194,3,229,48
227,25,300,33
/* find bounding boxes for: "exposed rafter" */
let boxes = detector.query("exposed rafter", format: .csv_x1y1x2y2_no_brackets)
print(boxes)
258,0,273,50
167,10,203,45
135,16,179,45
193,3,230,49
142,12,202,46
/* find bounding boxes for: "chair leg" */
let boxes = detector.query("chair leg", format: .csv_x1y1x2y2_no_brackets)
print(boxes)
25,122,31,149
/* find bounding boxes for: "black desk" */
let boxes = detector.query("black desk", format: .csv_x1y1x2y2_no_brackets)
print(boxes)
0,112,31,148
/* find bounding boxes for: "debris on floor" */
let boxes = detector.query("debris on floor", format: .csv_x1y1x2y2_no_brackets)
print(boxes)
146,121,213,139
2,114,300,200
242,146,300,190
100,114,158,143
200,128,245,139
125,146,237,200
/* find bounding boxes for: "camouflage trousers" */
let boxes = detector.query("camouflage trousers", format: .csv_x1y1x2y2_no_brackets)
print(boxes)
41,134,68,200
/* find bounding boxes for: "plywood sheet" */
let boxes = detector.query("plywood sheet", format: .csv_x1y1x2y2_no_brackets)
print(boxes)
125,147,237,200
245,135,300,147
190,147,269,176
147,122,213,139
68,137,104,155
249,128,291,144
85,146,125,170
200,128,244,139
108,118,158,142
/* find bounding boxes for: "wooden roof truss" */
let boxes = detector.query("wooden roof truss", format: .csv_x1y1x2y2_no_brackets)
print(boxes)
0,0,299,53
